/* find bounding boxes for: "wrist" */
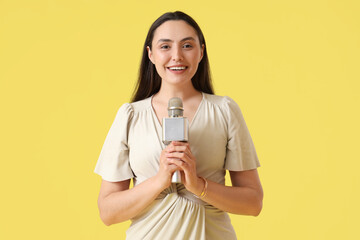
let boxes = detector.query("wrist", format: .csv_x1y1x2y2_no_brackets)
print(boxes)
194,177,208,199
193,177,203,196
152,173,169,193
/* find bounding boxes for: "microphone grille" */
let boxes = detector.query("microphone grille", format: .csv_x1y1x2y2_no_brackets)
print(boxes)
168,97,183,117
168,97,183,108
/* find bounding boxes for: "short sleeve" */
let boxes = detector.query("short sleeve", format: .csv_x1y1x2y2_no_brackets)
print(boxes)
223,97,260,171
94,103,135,182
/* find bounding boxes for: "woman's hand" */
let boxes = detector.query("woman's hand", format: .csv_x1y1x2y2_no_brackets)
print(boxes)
165,141,204,196
155,142,182,190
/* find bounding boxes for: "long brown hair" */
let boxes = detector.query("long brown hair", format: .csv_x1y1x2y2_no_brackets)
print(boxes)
131,11,214,102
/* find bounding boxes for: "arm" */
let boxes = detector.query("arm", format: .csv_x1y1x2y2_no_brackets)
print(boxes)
97,177,162,226
167,141,263,216
200,169,263,216
97,143,181,226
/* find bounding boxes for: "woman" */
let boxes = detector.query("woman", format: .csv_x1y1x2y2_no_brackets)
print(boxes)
94,11,263,239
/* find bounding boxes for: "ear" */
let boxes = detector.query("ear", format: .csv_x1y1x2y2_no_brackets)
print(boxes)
199,44,205,62
147,46,154,64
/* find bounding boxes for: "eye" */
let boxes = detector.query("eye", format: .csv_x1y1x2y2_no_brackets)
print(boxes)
183,43,193,49
160,45,170,49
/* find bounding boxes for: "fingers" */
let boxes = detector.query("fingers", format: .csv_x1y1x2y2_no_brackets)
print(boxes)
166,141,189,149
164,142,199,193
167,158,188,171
167,148,191,159
166,142,194,158
164,141,196,171
164,162,181,172
159,150,181,174
167,145,187,153
166,151,195,172
166,151,189,161
171,141,189,146
167,155,196,187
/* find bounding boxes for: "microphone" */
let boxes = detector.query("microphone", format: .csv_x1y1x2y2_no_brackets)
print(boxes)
162,97,189,183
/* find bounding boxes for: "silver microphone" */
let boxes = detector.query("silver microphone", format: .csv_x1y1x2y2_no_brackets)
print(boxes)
162,97,189,183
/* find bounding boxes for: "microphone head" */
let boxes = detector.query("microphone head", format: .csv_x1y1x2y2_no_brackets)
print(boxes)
168,97,184,117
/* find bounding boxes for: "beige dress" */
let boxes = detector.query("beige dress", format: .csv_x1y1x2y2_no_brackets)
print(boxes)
94,92,260,240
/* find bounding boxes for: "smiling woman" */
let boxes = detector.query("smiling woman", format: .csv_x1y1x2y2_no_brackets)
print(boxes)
94,11,263,240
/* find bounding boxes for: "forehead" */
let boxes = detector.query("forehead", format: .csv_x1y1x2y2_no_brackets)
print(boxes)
152,20,199,43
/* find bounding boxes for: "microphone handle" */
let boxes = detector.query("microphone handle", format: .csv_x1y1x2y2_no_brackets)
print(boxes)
172,170,182,183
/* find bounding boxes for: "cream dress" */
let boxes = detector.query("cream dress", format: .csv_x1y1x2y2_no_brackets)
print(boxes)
94,92,260,240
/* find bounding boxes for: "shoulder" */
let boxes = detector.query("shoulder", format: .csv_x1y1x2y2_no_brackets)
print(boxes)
127,96,152,114
203,93,244,127
203,93,240,111
117,96,152,117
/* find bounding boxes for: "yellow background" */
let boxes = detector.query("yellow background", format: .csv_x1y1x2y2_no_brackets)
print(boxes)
1,0,359,239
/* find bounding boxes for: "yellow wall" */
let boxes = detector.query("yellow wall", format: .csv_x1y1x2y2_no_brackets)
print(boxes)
1,0,359,239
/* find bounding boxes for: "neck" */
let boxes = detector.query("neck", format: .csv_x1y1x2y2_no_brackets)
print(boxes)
154,81,200,103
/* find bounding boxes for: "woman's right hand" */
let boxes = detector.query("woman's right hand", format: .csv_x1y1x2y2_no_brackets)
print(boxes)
155,142,180,190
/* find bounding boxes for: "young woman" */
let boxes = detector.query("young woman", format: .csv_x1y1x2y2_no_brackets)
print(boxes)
94,11,263,239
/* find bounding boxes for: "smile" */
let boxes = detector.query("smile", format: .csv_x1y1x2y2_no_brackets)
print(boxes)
167,66,188,71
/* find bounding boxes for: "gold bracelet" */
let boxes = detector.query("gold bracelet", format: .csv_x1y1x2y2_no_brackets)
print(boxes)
195,177,208,199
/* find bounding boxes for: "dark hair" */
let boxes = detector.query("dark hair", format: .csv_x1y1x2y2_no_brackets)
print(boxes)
131,11,214,102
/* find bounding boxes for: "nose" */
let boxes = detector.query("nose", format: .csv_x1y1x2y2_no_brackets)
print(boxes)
172,46,183,62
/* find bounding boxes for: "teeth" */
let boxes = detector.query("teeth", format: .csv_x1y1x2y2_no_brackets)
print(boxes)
169,67,186,70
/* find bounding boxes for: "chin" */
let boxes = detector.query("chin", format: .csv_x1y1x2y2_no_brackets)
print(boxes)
164,77,192,86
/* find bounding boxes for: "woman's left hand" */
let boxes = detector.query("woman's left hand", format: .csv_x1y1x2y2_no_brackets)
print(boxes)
165,141,204,196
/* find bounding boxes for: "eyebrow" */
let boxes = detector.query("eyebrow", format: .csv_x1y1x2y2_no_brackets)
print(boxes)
157,37,196,44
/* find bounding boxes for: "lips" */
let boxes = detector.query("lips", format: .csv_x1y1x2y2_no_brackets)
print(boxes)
167,65,188,71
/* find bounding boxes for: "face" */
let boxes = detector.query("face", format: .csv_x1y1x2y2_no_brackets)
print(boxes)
147,20,204,86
